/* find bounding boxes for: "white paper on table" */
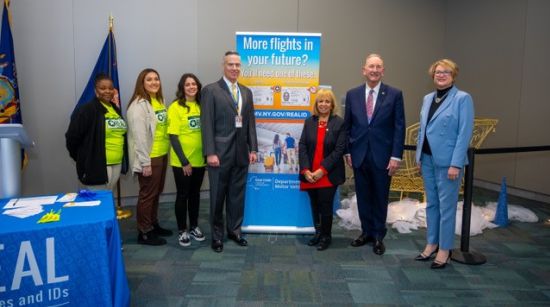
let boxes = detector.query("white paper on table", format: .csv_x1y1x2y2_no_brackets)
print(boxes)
63,200,101,207
2,195,58,209
3,205,44,218
2,198,18,209
57,193,78,202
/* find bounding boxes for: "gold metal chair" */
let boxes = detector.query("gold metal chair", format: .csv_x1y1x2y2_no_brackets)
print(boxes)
390,118,498,200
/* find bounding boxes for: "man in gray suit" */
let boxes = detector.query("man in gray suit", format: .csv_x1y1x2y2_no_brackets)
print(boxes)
201,51,258,253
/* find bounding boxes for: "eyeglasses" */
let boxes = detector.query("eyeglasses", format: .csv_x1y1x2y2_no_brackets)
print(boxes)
434,70,452,76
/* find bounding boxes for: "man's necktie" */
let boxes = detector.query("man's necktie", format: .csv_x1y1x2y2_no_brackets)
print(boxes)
231,84,238,105
366,89,374,123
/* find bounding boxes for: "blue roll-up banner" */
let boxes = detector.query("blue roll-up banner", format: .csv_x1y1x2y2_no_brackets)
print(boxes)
237,32,322,233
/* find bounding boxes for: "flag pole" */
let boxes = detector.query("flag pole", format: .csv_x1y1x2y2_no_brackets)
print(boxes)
108,14,113,83
109,14,131,220
5,0,12,27
116,181,132,220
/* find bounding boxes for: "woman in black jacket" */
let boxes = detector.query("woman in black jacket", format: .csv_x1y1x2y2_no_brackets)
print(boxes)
66,73,128,190
299,89,347,251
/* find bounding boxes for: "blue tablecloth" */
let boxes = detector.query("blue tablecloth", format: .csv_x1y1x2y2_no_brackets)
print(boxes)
0,190,130,307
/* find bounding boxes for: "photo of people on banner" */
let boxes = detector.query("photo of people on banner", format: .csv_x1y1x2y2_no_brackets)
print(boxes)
249,123,301,174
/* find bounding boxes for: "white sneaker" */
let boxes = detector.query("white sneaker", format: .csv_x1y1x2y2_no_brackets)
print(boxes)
178,231,191,247
189,226,206,242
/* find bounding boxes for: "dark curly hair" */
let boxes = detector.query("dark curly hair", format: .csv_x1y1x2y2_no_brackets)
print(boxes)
175,73,202,111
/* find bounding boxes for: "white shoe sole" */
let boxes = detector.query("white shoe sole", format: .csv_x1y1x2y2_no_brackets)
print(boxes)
190,235,206,242
179,240,191,247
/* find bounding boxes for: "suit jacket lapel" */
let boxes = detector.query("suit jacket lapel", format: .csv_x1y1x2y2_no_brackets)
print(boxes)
356,84,368,118
324,115,337,146
371,83,387,122
430,86,457,123
218,78,238,113
237,83,247,112
421,94,433,129
311,117,318,149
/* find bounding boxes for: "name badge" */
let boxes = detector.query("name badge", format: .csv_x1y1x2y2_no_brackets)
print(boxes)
235,115,243,128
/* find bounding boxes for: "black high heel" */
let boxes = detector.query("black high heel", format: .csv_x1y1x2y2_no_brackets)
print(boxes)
430,251,452,269
414,248,438,261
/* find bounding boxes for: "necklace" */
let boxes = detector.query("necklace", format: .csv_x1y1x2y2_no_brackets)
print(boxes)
434,92,449,104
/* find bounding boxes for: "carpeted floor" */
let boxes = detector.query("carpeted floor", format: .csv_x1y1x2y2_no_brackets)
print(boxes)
119,187,550,306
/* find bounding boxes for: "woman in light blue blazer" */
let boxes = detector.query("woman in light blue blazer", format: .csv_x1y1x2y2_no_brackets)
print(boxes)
414,59,474,269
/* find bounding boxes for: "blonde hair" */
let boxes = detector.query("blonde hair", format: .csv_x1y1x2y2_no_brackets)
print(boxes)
313,89,340,117
429,59,459,79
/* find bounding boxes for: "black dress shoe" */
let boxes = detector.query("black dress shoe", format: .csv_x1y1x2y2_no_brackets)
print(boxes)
153,223,173,237
227,233,248,246
414,248,439,261
351,234,375,247
316,237,331,251
308,233,321,246
373,240,385,255
211,240,223,253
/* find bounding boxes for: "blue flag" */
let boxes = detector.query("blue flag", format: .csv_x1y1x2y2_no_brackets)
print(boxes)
73,29,120,118
0,1,21,124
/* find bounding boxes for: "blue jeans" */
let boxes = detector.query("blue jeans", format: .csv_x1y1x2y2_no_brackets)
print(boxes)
274,147,281,165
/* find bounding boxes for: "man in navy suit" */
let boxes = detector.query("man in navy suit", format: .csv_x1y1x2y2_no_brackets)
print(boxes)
344,53,405,255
